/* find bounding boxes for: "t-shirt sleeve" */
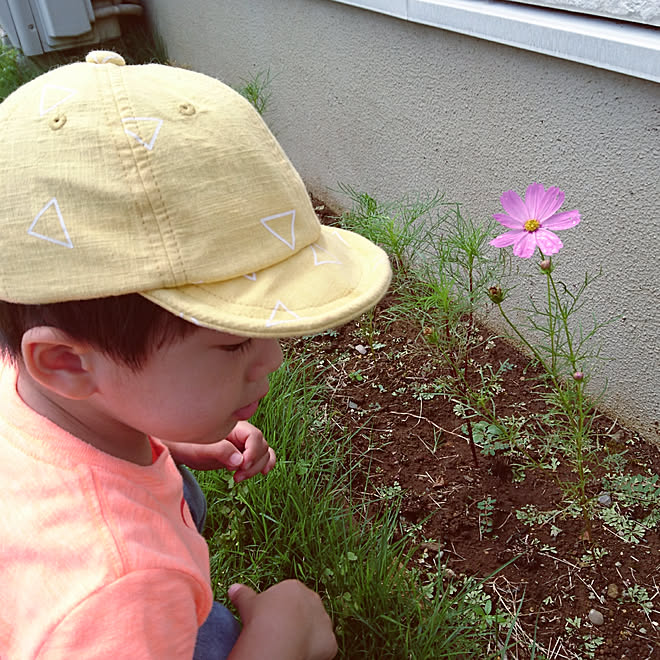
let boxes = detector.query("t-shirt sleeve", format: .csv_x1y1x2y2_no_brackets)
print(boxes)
36,569,205,659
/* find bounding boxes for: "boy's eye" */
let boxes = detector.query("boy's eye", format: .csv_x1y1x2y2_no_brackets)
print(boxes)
222,339,252,353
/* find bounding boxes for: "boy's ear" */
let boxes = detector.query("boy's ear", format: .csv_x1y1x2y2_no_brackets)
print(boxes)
20,327,98,400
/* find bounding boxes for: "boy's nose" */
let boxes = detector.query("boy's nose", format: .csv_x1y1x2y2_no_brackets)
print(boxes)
247,339,283,382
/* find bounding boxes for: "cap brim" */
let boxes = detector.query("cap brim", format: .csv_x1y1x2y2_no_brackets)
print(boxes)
141,226,392,337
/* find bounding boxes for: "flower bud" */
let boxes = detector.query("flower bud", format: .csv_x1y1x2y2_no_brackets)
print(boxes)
487,285,504,304
539,259,552,272
573,371,584,381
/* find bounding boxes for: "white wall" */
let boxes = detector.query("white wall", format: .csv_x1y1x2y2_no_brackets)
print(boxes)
144,0,659,444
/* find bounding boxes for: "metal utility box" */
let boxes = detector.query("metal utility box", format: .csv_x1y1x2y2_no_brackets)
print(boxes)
0,0,142,56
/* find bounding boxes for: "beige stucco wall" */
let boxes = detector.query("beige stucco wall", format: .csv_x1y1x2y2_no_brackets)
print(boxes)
143,0,659,444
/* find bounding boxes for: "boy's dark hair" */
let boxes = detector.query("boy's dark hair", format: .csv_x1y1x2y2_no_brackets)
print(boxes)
0,294,198,369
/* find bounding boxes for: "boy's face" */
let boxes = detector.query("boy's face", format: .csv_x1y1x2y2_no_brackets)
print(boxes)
89,327,283,448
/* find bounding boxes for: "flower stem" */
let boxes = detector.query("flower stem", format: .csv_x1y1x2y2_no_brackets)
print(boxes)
495,303,556,389
544,262,591,535
538,250,557,375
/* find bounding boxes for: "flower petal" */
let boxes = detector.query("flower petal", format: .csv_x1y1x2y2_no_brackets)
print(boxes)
524,183,547,219
534,186,565,222
500,190,528,222
490,229,524,247
542,209,581,231
534,228,563,255
493,213,523,229
512,232,538,259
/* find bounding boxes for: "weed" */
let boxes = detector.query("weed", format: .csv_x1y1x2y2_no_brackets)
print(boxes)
581,634,605,658
337,185,445,278
622,584,654,617
597,506,649,544
235,68,273,116
476,496,497,538
384,202,508,467
348,370,364,382
464,421,508,456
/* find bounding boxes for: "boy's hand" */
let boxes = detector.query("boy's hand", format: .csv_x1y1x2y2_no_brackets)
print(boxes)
227,581,337,660
223,421,276,482
161,421,276,481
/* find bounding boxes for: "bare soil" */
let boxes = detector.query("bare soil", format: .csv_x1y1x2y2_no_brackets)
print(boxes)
289,199,660,659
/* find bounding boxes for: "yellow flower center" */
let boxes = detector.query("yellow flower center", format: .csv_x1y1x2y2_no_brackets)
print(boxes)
524,218,540,232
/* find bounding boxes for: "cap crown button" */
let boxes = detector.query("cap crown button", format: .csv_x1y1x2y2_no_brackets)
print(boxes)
85,51,126,66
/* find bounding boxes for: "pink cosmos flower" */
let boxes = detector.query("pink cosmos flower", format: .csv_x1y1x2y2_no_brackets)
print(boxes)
490,183,581,258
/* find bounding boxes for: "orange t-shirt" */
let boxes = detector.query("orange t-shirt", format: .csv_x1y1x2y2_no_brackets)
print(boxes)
0,361,213,658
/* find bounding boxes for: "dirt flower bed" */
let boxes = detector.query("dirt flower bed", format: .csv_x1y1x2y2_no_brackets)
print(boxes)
288,199,660,659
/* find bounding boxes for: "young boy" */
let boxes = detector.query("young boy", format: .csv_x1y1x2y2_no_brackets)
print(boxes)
0,51,391,659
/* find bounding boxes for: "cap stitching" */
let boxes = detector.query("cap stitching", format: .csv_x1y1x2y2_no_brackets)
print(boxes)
121,117,163,151
109,65,187,284
102,66,168,283
141,146,189,284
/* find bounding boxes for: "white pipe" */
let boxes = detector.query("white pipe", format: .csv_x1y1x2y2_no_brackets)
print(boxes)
94,4,143,19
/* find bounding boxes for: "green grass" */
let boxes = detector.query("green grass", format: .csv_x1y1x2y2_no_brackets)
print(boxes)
195,355,513,658
0,41,40,101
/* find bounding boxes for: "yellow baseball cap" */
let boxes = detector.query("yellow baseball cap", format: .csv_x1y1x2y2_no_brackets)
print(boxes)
0,51,391,337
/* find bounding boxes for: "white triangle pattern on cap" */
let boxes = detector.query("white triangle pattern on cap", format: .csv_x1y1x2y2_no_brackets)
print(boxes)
260,231,354,327
27,198,73,248
260,210,296,249
122,117,163,151
266,300,302,328
310,243,342,266
39,85,78,116
329,229,349,246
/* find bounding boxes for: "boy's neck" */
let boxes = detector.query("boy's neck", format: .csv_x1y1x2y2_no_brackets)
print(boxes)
16,369,154,466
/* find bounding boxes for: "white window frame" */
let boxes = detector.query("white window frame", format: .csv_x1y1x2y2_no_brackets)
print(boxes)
330,0,660,83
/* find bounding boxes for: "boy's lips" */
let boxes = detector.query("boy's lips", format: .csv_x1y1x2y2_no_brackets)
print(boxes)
232,389,268,420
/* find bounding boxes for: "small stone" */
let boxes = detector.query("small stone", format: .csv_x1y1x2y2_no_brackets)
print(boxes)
421,541,440,552
589,609,604,626
355,344,368,355
348,400,359,410
607,583,619,599
611,429,625,443
598,493,613,507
